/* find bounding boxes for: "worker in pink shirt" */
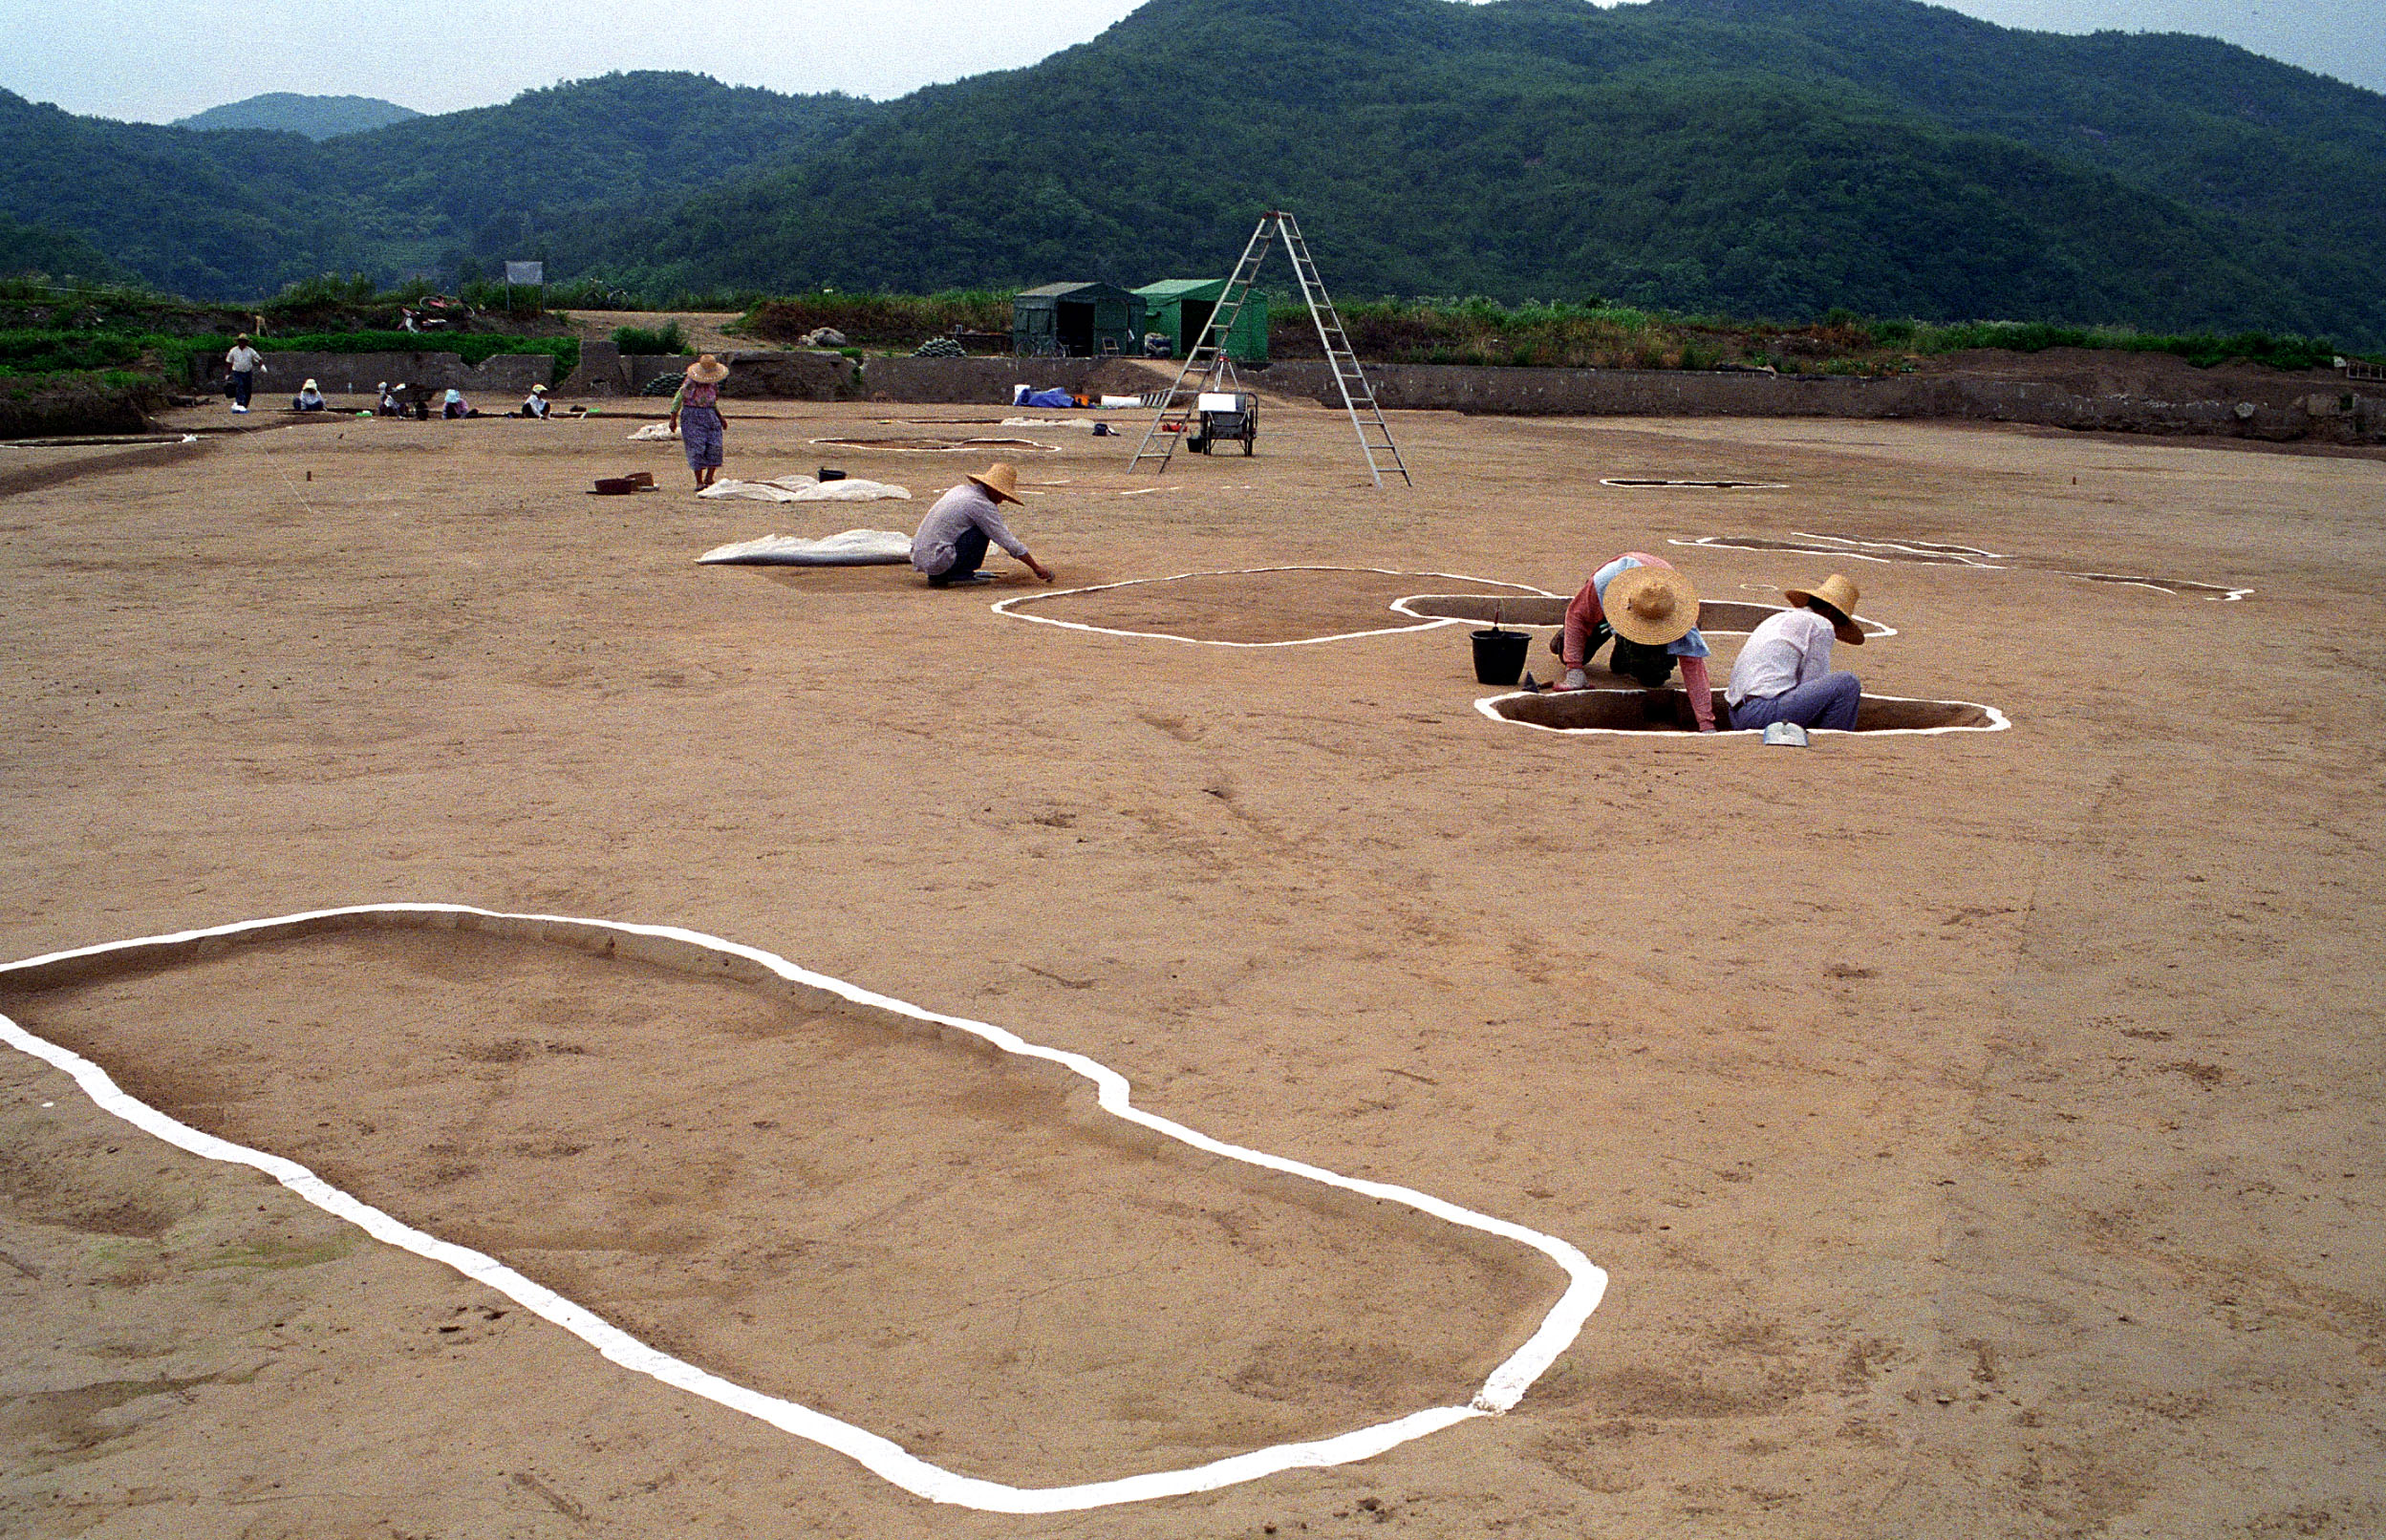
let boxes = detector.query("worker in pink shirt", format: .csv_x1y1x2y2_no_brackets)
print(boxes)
1551,552,1715,731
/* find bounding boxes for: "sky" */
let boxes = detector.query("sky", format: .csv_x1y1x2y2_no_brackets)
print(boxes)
0,0,2377,123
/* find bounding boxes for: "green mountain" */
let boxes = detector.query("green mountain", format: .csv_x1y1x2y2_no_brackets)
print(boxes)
174,93,422,139
0,212,134,282
601,0,2386,346
0,74,881,298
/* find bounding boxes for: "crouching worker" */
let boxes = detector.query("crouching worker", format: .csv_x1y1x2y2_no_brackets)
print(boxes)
1554,552,1715,732
291,378,330,412
518,383,550,418
910,462,1054,588
1725,573,1866,732
376,381,406,417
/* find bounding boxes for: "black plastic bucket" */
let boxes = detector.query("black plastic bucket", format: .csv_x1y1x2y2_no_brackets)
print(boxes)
1471,627,1530,686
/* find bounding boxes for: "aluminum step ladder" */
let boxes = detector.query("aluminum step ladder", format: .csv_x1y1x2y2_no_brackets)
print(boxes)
1128,209,1410,487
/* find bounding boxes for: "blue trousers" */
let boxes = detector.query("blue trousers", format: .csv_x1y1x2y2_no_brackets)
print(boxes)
1729,672,1860,731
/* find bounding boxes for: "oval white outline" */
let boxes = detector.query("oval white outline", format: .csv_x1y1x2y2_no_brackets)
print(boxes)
1388,594,1899,641
1472,688,2011,738
990,566,1552,649
0,903,1605,1514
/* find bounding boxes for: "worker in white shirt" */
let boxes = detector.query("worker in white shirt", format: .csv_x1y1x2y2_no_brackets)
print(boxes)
1725,574,1865,731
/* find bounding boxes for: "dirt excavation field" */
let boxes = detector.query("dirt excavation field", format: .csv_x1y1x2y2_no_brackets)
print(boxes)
2,396,2382,1538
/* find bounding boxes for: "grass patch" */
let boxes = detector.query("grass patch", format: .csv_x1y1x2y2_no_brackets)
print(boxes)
611,320,687,355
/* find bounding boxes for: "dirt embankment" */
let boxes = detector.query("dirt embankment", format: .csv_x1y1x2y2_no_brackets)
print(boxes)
0,378,166,440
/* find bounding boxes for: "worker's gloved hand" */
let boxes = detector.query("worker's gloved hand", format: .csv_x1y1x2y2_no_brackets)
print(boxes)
1560,668,1588,692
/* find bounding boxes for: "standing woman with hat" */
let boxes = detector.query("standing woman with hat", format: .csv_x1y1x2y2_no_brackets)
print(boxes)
669,353,731,490
909,462,1054,588
1553,552,1715,731
1725,573,1866,732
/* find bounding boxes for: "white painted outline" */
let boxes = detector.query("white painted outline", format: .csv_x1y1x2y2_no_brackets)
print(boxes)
991,566,1552,649
1389,594,1898,641
808,437,1062,454
2057,571,2251,602
1598,479,1787,489
1673,532,2252,600
0,903,1603,1514
1472,688,2010,738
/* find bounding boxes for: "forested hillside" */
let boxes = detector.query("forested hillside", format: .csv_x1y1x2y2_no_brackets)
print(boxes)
6,0,2382,345
604,0,2386,344
0,75,880,299
174,94,423,139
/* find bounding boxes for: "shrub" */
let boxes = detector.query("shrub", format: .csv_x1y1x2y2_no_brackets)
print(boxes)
612,321,687,355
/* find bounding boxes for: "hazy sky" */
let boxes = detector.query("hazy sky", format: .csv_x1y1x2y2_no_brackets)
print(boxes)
2,0,2377,123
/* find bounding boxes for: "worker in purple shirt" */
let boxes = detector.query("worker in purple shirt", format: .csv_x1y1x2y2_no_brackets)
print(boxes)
909,462,1054,588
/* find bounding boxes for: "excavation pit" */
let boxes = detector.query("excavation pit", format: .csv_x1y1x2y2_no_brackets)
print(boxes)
1395,594,1894,637
1481,688,2007,736
1600,478,1785,489
810,436,1060,453
998,567,1548,646
0,907,1578,1500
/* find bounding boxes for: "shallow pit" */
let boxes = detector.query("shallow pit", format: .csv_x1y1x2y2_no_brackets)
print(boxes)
1599,478,1785,489
1481,687,2007,736
0,909,1566,1494
998,567,1545,646
810,436,1060,453
1396,594,1893,637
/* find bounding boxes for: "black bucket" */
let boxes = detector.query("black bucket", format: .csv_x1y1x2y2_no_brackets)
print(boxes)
1471,627,1530,686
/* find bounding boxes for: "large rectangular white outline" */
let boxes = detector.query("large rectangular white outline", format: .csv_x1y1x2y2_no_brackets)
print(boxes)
0,904,1605,1514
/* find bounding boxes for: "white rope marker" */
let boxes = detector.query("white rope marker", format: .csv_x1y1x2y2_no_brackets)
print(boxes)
0,904,1606,1514
991,566,1554,649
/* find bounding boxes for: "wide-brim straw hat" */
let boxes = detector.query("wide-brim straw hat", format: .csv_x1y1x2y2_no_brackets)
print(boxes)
235,333,250,343
302,378,318,390
967,461,1024,504
1604,564,1701,646
686,353,729,384
1784,573,1866,645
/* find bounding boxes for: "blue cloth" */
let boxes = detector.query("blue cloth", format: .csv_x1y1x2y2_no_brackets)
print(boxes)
1727,671,1860,732
1592,555,1709,658
1019,386,1074,408
680,404,724,469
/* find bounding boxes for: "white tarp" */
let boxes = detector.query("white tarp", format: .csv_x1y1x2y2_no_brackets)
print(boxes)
698,475,914,504
698,528,915,567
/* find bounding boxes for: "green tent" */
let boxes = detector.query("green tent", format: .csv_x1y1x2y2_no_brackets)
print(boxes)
1133,278,1269,364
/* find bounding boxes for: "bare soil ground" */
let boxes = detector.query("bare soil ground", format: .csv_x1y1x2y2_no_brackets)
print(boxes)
2,399,2381,1538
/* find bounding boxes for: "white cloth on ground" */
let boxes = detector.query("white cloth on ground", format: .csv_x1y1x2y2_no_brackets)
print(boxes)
1726,608,1838,705
697,476,912,503
627,421,680,441
697,529,914,566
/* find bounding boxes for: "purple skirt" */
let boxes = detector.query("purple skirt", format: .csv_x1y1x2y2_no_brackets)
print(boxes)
681,405,724,469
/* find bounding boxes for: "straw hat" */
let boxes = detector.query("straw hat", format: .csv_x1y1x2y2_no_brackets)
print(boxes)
686,353,729,384
966,461,1024,504
1603,564,1701,646
235,332,249,343
302,378,318,390
530,383,548,394
1784,573,1866,645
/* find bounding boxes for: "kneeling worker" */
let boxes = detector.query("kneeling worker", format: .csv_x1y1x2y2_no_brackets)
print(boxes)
1556,552,1715,732
1726,573,1866,731
910,462,1054,588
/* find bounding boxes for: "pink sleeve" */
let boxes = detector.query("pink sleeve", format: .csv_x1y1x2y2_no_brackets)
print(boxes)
1561,581,1601,668
1680,655,1714,731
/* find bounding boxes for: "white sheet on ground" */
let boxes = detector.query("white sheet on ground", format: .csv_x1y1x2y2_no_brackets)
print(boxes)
698,528,915,567
627,421,680,441
698,476,914,503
